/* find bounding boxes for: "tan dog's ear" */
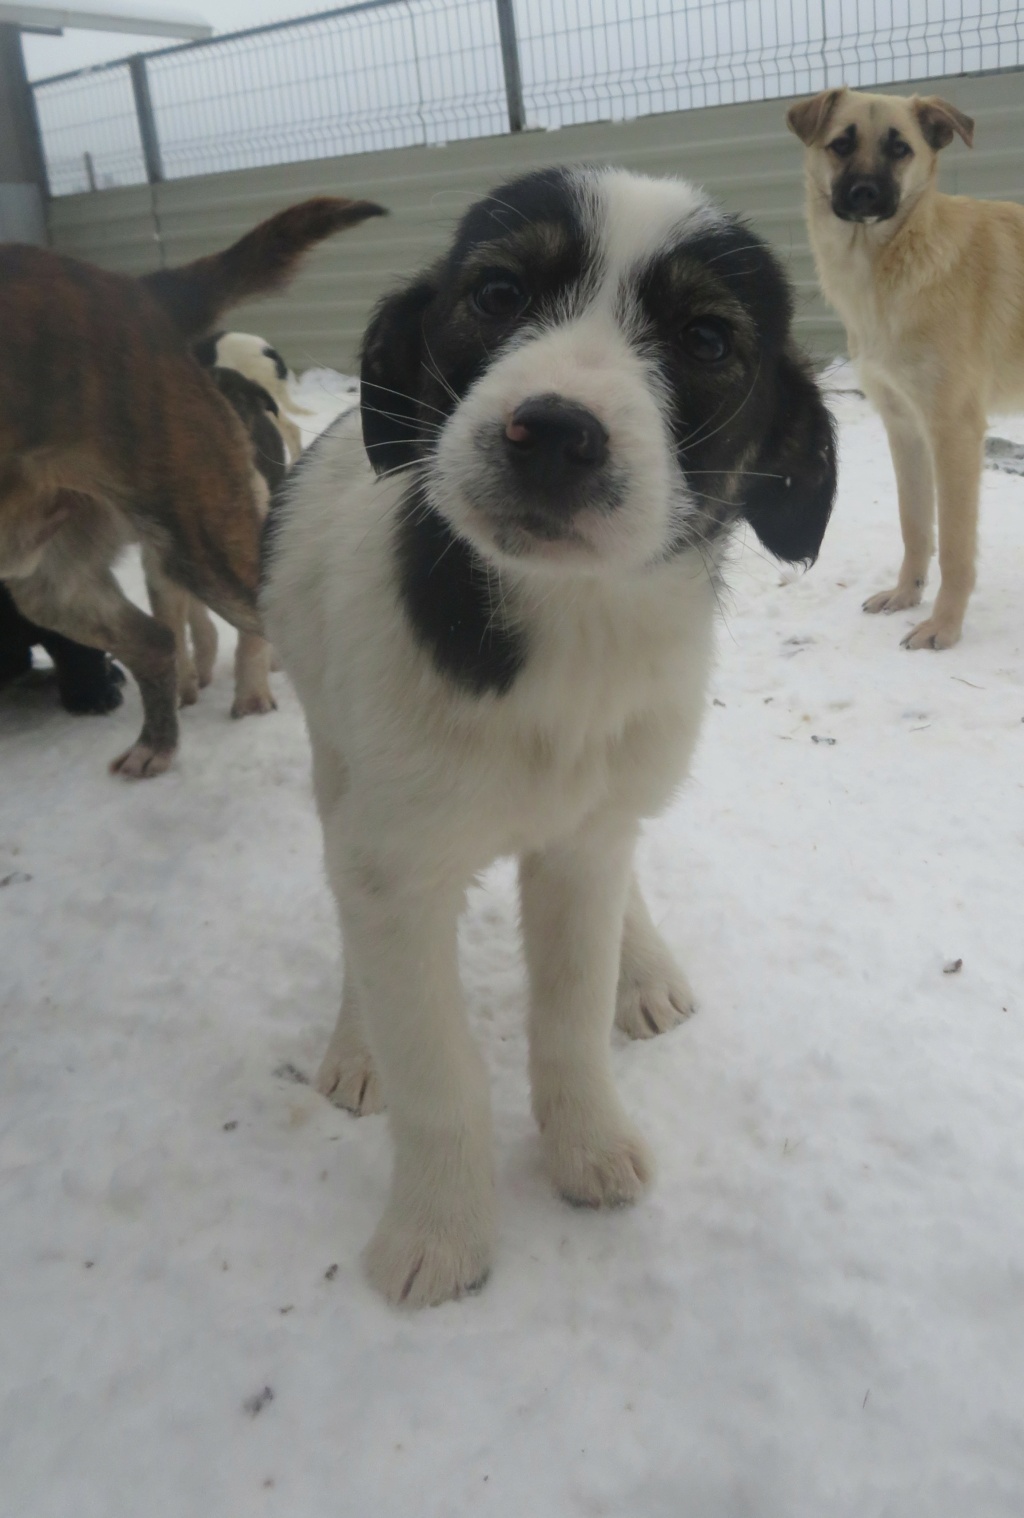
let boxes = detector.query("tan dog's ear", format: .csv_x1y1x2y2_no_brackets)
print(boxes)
913,96,975,150
786,88,845,145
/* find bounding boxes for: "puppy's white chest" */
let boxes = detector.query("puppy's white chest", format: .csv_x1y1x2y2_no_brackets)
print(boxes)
464,569,716,852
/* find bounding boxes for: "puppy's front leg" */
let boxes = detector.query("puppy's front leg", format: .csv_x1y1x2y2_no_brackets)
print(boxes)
335,851,494,1307
521,829,654,1207
614,873,696,1039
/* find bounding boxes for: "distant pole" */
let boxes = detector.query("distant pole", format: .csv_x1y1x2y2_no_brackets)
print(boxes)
494,0,525,134
129,53,164,184
0,22,48,239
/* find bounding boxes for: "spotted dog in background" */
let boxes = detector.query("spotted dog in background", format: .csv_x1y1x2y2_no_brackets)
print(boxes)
193,330,313,462
264,167,836,1306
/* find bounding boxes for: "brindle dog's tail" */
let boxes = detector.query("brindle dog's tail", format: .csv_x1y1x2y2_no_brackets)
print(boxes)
140,198,387,341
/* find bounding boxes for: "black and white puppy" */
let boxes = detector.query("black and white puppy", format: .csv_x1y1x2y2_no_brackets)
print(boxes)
263,167,836,1308
193,331,311,461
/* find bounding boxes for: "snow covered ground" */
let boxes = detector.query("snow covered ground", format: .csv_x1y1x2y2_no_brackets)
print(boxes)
2,369,1023,1518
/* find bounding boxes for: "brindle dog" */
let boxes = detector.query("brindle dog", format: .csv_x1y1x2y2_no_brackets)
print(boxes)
0,197,384,774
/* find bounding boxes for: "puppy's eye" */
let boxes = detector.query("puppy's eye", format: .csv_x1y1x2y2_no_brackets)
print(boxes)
679,317,732,364
471,273,529,321
889,138,912,160
828,134,856,158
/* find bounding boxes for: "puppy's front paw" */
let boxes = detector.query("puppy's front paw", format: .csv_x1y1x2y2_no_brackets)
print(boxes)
615,962,695,1040
315,1043,384,1115
902,615,962,650
863,583,923,614
364,1210,492,1308
544,1119,654,1208
109,742,174,778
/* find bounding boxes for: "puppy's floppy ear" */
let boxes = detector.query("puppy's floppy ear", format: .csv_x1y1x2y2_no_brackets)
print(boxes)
786,87,846,145
360,276,437,475
741,351,837,566
913,96,975,151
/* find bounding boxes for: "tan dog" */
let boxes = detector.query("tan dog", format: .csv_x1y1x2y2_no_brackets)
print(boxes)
788,86,1024,649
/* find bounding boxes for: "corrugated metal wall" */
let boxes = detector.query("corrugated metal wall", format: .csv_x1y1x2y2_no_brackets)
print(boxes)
46,69,1024,373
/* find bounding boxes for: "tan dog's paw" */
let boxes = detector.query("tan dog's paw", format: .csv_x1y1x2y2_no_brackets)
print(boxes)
178,671,200,707
109,742,174,779
315,1044,385,1115
363,1210,492,1308
545,1121,654,1208
615,963,695,1040
230,690,277,718
902,616,962,650
863,583,923,614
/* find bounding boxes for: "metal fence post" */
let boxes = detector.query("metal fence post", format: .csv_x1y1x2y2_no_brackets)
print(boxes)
129,54,164,183
495,0,525,133
1,23,50,197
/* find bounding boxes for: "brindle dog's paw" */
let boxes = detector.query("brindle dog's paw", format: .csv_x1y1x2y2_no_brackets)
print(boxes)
110,742,174,778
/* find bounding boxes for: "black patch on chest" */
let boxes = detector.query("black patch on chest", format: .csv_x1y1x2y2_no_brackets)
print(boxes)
394,484,525,697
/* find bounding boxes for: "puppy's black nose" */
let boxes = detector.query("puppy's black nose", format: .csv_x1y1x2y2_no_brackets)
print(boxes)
504,395,608,479
845,178,882,215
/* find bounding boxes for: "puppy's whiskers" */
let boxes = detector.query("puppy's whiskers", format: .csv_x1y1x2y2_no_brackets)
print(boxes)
681,358,763,453
421,337,461,409
362,380,451,420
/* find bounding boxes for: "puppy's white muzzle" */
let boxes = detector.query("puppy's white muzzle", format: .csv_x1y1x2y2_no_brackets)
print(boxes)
429,314,687,575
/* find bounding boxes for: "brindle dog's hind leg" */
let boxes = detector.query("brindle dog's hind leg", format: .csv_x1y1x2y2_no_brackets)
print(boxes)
142,542,200,707
150,467,269,641
10,553,178,779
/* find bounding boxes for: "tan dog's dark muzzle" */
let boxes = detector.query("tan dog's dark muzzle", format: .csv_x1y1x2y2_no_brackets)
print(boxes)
831,172,899,223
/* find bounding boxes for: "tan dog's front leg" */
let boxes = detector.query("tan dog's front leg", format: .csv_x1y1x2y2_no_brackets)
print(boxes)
863,396,935,616
903,403,984,650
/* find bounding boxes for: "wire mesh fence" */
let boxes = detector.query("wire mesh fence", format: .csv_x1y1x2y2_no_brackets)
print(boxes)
146,0,508,184
515,0,1024,129
33,60,146,194
32,0,1024,197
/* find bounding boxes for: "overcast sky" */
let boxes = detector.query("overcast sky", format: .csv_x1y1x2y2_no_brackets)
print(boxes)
22,1,312,78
